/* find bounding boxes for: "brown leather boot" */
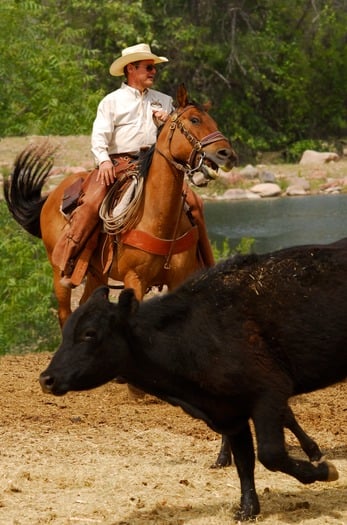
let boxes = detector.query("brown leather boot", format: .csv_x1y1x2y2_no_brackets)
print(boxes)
52,169,108,277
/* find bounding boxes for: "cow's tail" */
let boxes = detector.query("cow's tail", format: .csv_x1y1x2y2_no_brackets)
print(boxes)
3,142,55,239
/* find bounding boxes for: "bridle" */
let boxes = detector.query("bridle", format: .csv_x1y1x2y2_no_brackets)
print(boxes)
155,105,228,179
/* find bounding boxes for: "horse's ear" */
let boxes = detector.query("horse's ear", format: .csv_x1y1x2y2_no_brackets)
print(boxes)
176,83,188,108
203,100,212,112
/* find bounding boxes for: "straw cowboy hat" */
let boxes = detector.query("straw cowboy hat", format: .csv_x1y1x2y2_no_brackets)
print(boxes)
109,43,169,76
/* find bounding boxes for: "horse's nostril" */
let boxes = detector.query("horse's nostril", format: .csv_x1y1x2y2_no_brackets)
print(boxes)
217,148,237,162
219,149,230,158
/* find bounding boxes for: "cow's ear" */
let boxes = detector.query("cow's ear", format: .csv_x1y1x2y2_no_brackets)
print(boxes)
118,288,139,318
91,286,110,301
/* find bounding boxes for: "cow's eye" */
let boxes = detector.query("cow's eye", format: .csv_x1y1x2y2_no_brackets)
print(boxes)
83,329,97,340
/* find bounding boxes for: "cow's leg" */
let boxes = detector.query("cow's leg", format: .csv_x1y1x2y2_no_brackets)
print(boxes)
212,434,232,468
214,404,323,470
285,405,323,462
253,396,338,484
227,424,260,521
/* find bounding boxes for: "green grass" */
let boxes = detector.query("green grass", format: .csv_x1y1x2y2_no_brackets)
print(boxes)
0,202,60,355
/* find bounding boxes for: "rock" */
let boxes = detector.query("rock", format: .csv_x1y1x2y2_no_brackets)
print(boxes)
239,164,259,178
250,183,282,198
218,170,244,185
299,150,339,165
220,188,261,200
323,186,342,194
259,171,276,183
286,186,308,196
287,177,310,190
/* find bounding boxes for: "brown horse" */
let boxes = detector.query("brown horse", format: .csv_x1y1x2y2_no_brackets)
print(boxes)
5,85,237,326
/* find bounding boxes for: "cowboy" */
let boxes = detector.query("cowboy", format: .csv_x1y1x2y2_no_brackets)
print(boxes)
52,43,215,288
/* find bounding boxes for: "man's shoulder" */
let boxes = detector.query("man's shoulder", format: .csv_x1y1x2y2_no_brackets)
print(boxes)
148,88,172,101
147,89,173,111
98,87,122,104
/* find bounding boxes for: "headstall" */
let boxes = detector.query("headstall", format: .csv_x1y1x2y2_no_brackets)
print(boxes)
155,106,228,177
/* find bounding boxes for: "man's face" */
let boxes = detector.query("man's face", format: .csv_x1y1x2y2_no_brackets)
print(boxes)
127,60,157,91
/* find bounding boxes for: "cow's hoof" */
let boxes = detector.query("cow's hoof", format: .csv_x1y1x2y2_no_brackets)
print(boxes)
326,462,339,481
210,456,232,469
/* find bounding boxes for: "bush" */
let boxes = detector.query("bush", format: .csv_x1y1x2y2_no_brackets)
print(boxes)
0,202,60,355
212,237,255,260
283,139,328,163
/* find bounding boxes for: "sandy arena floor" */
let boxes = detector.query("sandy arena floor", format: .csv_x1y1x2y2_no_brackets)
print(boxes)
0,353,345,525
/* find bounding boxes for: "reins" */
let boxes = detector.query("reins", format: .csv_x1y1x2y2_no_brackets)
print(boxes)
164,188,187,269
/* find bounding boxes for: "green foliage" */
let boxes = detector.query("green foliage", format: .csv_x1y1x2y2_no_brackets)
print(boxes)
284,139,327,163
0,0,346,154
0,202,60,354
212,237,255,261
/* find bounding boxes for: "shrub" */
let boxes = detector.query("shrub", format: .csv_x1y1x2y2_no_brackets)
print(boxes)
284,139,328,163
0,202,60,355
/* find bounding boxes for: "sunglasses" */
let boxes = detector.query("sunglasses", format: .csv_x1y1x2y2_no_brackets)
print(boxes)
133,63,156,72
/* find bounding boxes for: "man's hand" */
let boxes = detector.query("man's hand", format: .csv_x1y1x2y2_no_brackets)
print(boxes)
96,160,116,186
153,109,169,126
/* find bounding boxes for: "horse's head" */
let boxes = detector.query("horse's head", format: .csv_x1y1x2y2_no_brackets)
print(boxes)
156,84,237,186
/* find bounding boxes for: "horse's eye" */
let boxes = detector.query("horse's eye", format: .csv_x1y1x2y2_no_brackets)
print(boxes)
190,117,200,125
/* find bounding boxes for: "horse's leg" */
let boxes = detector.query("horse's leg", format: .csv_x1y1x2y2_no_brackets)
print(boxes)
79,268,107,305
185,185,215,267
53,266,72,327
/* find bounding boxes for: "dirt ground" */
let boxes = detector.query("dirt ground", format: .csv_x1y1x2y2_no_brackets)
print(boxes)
0,352,346,525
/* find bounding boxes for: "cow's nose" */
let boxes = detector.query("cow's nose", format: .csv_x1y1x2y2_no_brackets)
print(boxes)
39,373,55,394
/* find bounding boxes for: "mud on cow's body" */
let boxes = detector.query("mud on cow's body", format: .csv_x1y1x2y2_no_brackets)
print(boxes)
40,238,347,521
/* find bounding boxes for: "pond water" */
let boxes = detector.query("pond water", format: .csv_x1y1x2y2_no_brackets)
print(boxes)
204,194,347,254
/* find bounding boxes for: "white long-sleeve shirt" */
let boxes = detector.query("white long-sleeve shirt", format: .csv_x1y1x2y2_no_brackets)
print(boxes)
91,82,174,165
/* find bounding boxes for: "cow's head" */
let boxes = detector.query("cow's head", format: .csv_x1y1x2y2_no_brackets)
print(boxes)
39,287,139,395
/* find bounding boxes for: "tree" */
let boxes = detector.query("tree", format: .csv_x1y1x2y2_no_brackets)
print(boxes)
1,0,346,154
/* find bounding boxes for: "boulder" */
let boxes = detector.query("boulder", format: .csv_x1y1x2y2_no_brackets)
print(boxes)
286,186,308,196
239,164,259,178
250,183,282,198
299,150,339,165
220,188,261,200
259,170,276,183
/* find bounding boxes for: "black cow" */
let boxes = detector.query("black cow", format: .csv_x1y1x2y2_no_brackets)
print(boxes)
39,238,347,521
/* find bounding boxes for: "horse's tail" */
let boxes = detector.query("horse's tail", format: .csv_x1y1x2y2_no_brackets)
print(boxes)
3,142,55,239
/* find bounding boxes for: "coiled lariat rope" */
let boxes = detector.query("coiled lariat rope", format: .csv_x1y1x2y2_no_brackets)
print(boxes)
99,172,144,234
